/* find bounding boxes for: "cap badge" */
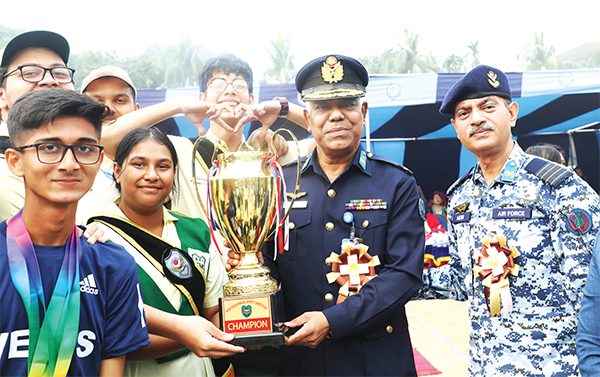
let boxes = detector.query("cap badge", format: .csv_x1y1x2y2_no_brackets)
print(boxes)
487,70,500,88
321,56,344,83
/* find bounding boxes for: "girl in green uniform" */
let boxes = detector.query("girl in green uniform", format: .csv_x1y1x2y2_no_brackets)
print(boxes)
92,128,228,377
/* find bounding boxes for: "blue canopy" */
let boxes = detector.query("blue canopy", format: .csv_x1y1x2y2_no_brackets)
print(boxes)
138,68,600,199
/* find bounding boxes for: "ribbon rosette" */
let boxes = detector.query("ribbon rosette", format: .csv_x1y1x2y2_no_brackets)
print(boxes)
473,234,519,316
326,240,380,304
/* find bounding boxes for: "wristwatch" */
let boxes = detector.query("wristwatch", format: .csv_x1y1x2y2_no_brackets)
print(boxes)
274,97,289,118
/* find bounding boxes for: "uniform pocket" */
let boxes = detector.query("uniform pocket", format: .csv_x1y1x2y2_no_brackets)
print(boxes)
353,211,388,256
282,210,312,260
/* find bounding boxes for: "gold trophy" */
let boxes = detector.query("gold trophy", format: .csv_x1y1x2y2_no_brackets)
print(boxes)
193,130,300,347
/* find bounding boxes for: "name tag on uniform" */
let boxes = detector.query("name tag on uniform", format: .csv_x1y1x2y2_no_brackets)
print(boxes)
451,212,471,223
292,200,308,209
492,208,531,220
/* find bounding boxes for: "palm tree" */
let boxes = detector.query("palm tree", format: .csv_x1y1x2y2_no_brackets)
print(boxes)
368,28,439,74
442,54,466,73
263,33,295,84
396,28,421,73
467,41,480,68
157,35,210,88
521,32,557,70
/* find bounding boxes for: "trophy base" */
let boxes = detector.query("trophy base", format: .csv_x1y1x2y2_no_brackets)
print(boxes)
229,331,285,347
219,292,285,347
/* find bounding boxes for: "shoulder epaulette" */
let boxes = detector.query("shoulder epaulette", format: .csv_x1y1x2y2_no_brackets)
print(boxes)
367,153,413,176
447,166,475,198
524,158,572,187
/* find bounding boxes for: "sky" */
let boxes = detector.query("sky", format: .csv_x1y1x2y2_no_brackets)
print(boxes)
2,0,599,80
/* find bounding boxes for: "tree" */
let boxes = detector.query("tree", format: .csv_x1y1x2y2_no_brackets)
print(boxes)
360,28,439,74
69,35,212,90
0,25,24,48
442,54,466,73
467,41,480,68
521,32,558,70
263,33,295,84
69,51,122,90
150,35,211,88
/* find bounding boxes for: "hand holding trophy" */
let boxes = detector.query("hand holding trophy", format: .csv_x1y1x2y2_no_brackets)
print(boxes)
193,129,300,347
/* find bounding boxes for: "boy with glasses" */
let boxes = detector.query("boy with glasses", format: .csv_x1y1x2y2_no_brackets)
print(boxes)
195,53,312,165
0,88,150,376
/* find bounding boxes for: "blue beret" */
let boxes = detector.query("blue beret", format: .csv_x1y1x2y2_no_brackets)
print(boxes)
2,30,70,68
295,54,368,101
439,65,511,116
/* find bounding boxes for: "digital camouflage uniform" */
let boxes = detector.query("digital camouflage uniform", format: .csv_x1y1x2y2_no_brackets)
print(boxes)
419,144,600,376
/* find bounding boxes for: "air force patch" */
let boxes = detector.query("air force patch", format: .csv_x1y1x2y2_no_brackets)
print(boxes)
567,209,593,235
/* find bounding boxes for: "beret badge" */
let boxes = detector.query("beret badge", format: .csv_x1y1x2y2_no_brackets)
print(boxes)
321,56,344,84
487,70,500,88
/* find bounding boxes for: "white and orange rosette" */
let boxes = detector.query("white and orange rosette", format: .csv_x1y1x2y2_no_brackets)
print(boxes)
473,233,520,316
326,240,380,304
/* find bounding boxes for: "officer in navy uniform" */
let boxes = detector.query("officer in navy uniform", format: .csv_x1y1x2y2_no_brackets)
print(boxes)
418,65,600,376
262,55,425,376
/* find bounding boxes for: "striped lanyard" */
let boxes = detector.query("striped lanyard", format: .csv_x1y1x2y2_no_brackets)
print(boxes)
6,210,82,377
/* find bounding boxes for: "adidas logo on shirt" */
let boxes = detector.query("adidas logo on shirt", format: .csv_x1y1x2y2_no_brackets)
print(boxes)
80,274,99,295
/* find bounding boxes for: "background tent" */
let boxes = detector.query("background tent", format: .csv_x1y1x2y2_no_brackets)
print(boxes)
138,68,600,200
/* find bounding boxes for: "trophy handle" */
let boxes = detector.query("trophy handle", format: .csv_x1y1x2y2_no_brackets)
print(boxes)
270,128,301,225
191,135,225,219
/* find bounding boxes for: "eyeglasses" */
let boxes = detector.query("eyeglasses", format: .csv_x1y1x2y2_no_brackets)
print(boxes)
3,65,75,84
208,78,248,93
14,143,103,165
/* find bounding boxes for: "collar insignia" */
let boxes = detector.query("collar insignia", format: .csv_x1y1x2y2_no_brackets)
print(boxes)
487,70,500,88
454,202,470,213
359,150,367,170
501,159,518,182
301,154,312,172
321,56,344,84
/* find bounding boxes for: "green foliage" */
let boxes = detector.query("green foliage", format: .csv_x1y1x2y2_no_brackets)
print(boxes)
360,28,441,74
361,28,475,74
2,24,598,91
0,25,24,47
69,36,212,91
520,32,557,70
69,51,122,89
442,54,467,73
467,41,480,69
361,29,595,74
262,33,295,84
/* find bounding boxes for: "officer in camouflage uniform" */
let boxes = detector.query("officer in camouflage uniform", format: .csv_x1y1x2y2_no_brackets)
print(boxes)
418,65,600,376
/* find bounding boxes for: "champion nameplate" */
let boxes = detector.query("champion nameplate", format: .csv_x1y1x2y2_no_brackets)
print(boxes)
492,208,531,220
452,212,471,223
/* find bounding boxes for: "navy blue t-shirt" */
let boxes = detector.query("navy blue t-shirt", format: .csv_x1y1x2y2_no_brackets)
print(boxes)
0,222,150,376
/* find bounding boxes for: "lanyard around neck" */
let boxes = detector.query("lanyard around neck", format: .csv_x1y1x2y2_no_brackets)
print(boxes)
6,210,82,377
